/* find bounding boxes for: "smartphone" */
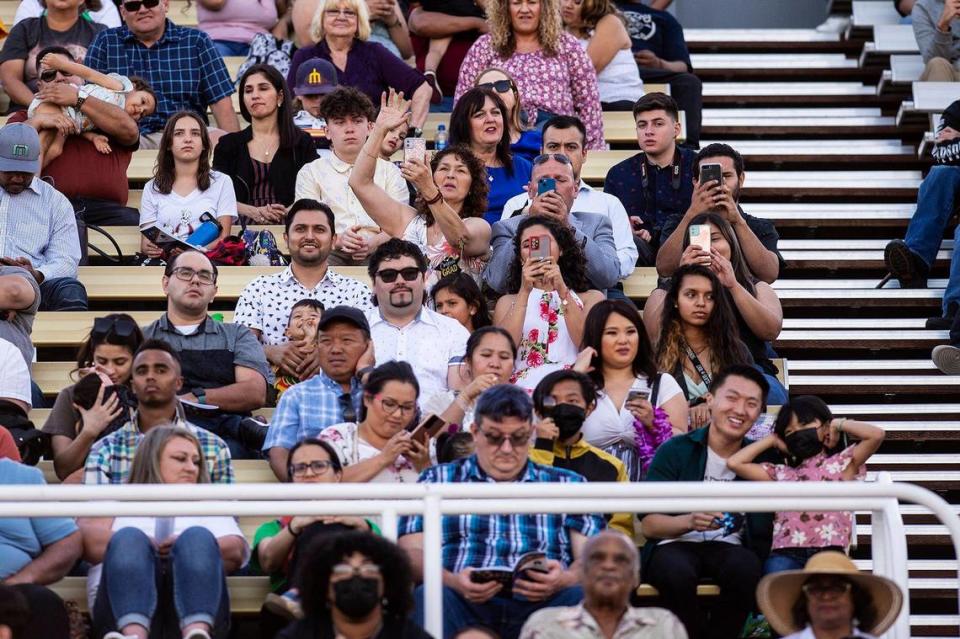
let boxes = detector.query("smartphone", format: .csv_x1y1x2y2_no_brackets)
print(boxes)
408,413,447,445
404,137,426,163
627,388,650,403
700,163,722,185
688,224,712,253
537,177,556,195
529,234,551,260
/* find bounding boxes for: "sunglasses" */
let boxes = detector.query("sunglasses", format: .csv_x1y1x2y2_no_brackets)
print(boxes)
92,316,139,340
122,0,161,12
533,153,572,166
477,80,514,94
39,68,67,83
376,267,421,283
801,580,852,598
477,427,530,449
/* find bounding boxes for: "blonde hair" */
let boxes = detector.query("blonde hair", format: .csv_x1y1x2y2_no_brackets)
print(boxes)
488,0,564,58
474,67,528,133
127,425,211,485
310,0,371,43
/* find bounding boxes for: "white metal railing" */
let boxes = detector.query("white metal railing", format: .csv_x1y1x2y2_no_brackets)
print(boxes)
3,473,957,639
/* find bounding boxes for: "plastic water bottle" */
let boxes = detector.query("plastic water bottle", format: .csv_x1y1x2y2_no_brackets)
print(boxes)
435,124,447,151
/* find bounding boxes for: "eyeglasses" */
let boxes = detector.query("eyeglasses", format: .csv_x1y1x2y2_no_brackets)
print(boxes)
92,316,139,341
332,563,381,579
375,267,421,283
338,392,357,423
477,427,530,449
325,8,357,17
122,0,160,12
39,69,67,83
169,266,217,285
533,153,573,166
477,80,514,94
801,581,852,598
290,460,335,477
376,396,417,416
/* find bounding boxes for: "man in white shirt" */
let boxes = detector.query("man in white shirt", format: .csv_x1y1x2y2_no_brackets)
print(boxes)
294,87,408,265
501,116,638,279
364,238,468,403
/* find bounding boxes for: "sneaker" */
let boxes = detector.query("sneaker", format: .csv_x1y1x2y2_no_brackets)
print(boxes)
424,70,443,105
884,239,929,289
264,590,304,620
238,416,269,452
933,344,960,375
926,302,959,329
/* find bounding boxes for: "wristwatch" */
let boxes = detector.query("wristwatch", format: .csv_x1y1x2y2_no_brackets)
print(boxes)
192,388,207,405
408,126,423,139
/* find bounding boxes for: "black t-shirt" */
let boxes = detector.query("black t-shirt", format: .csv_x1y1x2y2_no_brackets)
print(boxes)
419,0,484,18
614,1,692,68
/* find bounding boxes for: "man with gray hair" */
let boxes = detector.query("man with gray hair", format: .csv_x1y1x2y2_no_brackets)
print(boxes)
519,531,687,639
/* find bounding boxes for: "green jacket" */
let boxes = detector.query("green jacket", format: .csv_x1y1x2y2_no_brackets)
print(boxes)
639,425,779,572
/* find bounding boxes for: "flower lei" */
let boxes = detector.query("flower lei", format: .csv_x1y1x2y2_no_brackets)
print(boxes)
633,406,674,472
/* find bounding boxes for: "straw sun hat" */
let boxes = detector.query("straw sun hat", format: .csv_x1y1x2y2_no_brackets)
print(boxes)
756,551,904,636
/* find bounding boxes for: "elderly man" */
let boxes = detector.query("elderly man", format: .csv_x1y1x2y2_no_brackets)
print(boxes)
84,0,239,147
520,531,687,639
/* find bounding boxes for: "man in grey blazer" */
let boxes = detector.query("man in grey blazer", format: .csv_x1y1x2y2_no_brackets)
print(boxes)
482,154,621,294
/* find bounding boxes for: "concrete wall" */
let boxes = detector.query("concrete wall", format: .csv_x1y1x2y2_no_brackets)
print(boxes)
672,0,831,28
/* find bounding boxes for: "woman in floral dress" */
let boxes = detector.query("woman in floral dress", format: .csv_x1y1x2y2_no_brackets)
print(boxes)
493,216,604,393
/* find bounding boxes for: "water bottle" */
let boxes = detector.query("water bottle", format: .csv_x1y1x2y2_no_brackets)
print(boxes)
211,313,224,322
185,212,222,247
435,124,447,151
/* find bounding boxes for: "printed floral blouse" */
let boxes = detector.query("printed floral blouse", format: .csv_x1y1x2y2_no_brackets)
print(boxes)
511,288,583,392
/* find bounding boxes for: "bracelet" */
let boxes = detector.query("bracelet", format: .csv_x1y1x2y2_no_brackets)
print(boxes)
422,190,443,205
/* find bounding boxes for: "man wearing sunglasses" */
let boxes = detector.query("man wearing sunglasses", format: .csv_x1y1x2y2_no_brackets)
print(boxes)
84,0,239,148
365,238,469,405
483,152,620,295
398,384,605,639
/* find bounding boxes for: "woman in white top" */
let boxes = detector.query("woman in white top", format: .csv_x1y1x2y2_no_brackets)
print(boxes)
560,0,644,111
575,300,688,481
349,89,491,292
140,110,237,260
320,361,432,484
14,0,120,27
80,426,248,639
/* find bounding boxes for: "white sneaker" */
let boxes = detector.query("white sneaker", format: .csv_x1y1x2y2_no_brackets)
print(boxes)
932,344,960,375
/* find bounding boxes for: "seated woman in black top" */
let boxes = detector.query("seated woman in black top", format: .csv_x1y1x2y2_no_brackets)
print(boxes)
213,64,317,225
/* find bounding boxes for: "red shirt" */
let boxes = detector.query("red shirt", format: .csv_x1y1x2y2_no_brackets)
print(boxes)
0,427,22,462
7,110,134,205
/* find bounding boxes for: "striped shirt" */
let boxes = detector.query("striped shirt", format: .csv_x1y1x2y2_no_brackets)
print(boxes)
249,159,276,208
0,177,80,280
398,455,604,572
84,19,234,134
83,403,234,485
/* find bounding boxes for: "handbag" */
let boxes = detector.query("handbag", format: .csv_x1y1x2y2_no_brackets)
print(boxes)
242,220,288,266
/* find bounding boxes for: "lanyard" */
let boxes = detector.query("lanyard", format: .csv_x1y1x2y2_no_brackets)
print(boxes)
683,341,712,387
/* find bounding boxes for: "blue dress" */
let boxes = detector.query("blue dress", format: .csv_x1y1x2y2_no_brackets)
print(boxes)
484,155,533,225
511,129,542,164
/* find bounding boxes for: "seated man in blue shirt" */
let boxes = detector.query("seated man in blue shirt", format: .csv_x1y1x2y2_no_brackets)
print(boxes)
398,384,605,639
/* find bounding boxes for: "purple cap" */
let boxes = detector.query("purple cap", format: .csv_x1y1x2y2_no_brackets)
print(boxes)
294,58,339,96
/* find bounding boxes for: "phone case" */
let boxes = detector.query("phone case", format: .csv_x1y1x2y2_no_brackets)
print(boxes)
404,137,426,163
689,224,711,252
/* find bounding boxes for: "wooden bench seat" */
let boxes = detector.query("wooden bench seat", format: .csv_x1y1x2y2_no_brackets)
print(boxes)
859,24,919,66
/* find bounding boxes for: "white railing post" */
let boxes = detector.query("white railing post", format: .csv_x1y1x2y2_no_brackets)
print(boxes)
871,472,911,639
381,508,398,541
422,492,443,638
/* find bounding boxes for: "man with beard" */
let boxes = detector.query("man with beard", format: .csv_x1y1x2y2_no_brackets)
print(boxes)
365,238,469,403
83,339,234,484
656,143,784,284
143,251,272,459
235,199,372,383
519,531,687,639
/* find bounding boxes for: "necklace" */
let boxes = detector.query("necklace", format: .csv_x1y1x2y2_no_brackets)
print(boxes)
252,136,279,160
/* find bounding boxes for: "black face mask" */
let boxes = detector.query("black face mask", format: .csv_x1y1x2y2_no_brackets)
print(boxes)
785,428,823,464
551,403,586,440
332,576,380,619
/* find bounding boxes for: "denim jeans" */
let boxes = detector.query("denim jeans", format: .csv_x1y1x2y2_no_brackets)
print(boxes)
902,165,960,313
39,277,88,311
763,546,844,576
763,374,789,406
92,527,230,638
414,584,583,639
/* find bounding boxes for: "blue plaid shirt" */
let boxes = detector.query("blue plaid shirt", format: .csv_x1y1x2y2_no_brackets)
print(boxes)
84,20,234,134
262,373,363,451
398,455,604,572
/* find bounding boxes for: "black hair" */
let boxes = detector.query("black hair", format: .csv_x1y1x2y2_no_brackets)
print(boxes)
286,437,342,482
297,531,415,622
35,45,74,73
289,298,325,318
791,578,877,632
320,86,376,121
474,384,532,429
465,326,517,361
505,216,590,294
682,212,755,296
542,114,587,148
632,92,679,122
436,431,476,464
0,584,29,637
360,361,420,421
774,395,833,441
431,272,491,330
285,198,336,235
367,238,429,279
532,369,597,416
580,299,657,391
134,338,182,369
164,250,219,281
709,364,770,403
238,63,301,152
74,313,145,374
694,143,745,179
414,146,489,227
448,87,515,177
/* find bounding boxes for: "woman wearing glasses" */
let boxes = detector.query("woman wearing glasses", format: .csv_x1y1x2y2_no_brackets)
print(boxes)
350,89,491,291
448,85,532,224
454,0,605,150
42,314,144,481
473,67,542,163
286,0,432,130
319,361,432,483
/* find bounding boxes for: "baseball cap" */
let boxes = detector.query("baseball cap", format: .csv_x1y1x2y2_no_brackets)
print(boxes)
0,123,40,174
294,58,339,96
317,305,370,336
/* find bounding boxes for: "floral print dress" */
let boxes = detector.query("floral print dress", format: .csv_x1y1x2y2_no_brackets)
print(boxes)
511,288,583,393
403,215,488,293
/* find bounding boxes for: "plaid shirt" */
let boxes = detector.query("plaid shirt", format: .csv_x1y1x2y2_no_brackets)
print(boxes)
84,20,234,134
262,372,363,451
398,455,604,572
83,404,234,485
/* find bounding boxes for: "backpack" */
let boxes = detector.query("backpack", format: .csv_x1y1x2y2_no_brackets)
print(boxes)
236,33,297,81
243,224,288,266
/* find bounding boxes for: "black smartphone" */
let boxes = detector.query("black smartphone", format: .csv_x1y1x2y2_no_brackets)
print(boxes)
700,163,722,185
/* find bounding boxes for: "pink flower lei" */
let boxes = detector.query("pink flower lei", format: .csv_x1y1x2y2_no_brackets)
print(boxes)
633,407,674,472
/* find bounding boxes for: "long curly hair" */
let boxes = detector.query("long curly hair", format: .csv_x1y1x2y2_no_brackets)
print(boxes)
655,264,749,375
414,145,489,227
488,0,564,57
505,215,589,294
682,212,756,296
152,111,212,195
449,87,515,177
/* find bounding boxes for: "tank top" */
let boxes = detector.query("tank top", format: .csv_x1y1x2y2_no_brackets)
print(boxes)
576,36,644,104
